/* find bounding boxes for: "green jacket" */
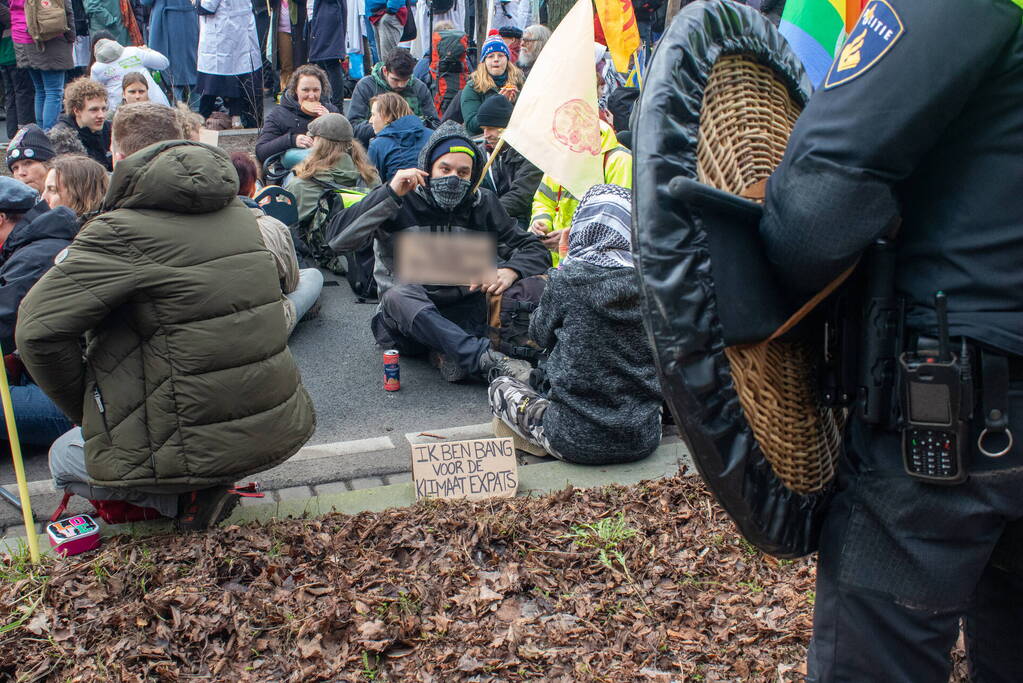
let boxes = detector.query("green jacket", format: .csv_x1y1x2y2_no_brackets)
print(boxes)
285,156,378,227
16,141,315,491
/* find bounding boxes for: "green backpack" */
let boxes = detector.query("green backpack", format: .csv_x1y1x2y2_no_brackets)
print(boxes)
301,180,378,301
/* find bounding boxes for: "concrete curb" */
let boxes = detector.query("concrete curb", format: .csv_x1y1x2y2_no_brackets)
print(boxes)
1,440,693,556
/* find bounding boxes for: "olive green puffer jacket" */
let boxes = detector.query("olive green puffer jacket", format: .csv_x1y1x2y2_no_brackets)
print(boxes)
16,140,315,491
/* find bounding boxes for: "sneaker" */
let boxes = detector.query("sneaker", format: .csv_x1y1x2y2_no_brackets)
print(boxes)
429,350,469,383
175,486,239,531
477,348,533,383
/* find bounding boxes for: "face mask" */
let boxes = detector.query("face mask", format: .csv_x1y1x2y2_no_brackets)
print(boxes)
430,175,471,210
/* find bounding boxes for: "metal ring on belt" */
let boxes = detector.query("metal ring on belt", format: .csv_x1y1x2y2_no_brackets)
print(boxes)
978,427,1013,458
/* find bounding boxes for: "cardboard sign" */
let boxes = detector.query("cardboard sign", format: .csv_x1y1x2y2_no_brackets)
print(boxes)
395,232,496,286
198,128,220,148
411,437,519,501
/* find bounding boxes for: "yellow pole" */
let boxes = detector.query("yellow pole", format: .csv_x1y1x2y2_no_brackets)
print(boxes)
0,346,40,563
472,137,506,194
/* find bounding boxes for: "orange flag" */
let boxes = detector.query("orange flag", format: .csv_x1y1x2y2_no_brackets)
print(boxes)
594,0,640,73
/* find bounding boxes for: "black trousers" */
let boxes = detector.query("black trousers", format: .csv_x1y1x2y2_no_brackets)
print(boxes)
807,380,1023,682
0,64,35,138
313,59,345,108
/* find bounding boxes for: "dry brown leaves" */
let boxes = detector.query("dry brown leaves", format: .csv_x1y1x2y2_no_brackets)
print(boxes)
1,475,819,682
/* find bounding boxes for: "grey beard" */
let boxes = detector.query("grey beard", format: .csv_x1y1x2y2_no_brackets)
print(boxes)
518,51,536,68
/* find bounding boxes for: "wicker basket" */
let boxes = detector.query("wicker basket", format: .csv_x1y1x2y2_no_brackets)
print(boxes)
696,55,843,494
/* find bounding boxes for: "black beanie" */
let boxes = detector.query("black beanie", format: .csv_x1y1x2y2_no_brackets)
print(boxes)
476,95,514,129
6,124,55,171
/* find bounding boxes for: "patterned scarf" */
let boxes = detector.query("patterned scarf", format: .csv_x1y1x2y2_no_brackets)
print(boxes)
565,184,634,269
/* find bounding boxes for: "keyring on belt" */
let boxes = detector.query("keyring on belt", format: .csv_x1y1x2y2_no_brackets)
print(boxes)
978,428,1013,458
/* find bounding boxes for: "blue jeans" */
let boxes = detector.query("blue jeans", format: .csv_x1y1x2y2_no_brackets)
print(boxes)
3,380,73,447
27,69,64,130
286,268,324,332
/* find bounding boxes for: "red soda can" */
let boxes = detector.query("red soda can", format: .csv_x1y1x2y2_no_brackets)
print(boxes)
383,350,400,391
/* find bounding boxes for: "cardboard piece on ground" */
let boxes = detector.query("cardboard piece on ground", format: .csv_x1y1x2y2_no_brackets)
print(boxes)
198,128,220,147
395,232,496,286
411,437,519,501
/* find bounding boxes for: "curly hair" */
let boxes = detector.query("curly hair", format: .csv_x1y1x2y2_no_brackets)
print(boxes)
286,63,332,102
63,78,108,115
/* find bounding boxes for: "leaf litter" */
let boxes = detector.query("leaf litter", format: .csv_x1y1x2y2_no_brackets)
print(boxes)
0,473,905,681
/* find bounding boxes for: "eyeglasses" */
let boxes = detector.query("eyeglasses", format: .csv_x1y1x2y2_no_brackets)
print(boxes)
522,38,540,43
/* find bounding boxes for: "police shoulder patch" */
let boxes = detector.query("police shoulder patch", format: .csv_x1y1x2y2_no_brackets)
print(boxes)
54,247,69,265
824,0,905,90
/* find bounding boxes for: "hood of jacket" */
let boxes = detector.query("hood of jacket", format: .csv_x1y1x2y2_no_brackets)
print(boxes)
378,114,427,144
555,260,642,324
314,155,364,187
414,121,487,211
1,202,78,261
105,140,239,214
371,62,395,92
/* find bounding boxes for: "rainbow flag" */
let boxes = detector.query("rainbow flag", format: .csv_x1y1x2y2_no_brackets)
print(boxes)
780,0,866,87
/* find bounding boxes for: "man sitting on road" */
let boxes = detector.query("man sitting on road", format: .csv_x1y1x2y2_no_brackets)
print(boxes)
16,103,316,530
48,78,113,171
327,120,551,383
346,49,440,149
476,95,542,227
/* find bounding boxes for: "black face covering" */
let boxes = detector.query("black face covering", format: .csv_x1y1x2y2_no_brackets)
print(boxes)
430,175,471,210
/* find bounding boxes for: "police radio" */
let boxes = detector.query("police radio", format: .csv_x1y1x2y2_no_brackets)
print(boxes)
899,293,971,484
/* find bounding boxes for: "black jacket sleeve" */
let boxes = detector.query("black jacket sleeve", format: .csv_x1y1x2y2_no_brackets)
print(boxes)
0,240,65,351
760,0,1021,295
414,80,440,129
255,108,296,162
484,191,552,278
326,183,402,253
346,79,374,136
499,151,543,221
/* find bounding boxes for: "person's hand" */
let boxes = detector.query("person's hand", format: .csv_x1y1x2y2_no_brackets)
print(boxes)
500,85,519,103
470,267,519,295
310,103,330,117
528,220,549,237
389,168,429,197
541,229,565,250
295,134,314,148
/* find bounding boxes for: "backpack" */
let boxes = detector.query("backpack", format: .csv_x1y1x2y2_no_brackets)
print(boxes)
24,0,69,43
305,179,378,301
254,185,299,227
487,274,547,362
430,30,469,117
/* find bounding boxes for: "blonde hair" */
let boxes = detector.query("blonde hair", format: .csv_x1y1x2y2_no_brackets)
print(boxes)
294,136,379,186
175,102,204,141
469,58,524,94
369,92,413,128
51,154,109,217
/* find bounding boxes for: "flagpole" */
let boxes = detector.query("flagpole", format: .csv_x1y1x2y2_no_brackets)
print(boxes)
0,344,40,563
472,137,506,193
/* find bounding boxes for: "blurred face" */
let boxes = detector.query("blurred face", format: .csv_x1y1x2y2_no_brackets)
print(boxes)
11,159,48,193
481,126,503,149
383,68,410,92
369,101,388,134
75,97,108,132
485,52,508,76
430,152,473,181
41,169,63,209
295,75,322,103
123,81,149,104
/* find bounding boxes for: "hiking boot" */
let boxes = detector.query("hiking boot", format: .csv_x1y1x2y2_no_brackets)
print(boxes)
429,350,469,383
477,348,533,383
175,486,239,531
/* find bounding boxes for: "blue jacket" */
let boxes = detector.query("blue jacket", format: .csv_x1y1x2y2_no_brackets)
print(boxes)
366,0,407,15
367,114,430,182
139,0,199,87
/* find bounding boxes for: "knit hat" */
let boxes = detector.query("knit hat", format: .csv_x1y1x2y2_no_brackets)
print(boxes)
428,136,477,166
476,95,513,128
307,113,354,142
0,176,39,213
480,37,511,61
94,38,124,64
6,124,55,171
566,184,634,269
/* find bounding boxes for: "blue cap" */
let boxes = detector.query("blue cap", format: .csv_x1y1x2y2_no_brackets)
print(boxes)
0,176,39,212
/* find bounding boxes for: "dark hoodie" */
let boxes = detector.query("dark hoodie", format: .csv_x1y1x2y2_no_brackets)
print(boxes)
255,91,340,162
326,120,551,303
0,202,78,351
368,114,431,182
346,63,440,148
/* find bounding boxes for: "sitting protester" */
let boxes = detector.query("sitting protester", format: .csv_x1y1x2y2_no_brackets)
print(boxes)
41,155,109,222
530,120,631,265
327,121,551,383
0,176,78,447
6,125,56,194
368,92,430,182
121,72,150,105
489,185,662,464
607,86,640,149
256,64,339,163
346,49,440,149
517,24,550,79
231,151,324,334
476,95,541,226
460,36,524,136
17,103,315,530
48,78,113,171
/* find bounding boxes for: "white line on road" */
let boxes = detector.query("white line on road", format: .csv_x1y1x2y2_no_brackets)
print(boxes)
404,422,495,446
290,435,396,462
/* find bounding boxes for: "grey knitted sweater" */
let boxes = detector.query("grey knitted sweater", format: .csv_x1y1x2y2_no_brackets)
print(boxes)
529,261,662,463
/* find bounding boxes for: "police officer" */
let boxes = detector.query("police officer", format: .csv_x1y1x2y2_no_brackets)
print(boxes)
760,0,1023,679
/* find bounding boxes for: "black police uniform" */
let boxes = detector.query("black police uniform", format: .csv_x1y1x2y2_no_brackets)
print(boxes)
761,0,1023,679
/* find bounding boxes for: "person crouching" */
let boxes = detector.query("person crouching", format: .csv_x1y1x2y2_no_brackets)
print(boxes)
488,184,662,464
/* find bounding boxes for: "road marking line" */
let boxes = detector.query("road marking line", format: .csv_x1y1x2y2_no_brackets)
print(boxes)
405,422,495,446
1,479,56,496
290,435,396,462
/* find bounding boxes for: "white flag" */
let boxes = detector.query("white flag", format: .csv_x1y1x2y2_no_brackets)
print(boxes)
501,0,602,199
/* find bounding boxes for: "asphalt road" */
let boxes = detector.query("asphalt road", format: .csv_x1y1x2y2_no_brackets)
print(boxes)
0,270,493,497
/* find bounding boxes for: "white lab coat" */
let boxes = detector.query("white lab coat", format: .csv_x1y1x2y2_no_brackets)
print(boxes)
196,0,261,76
90,47,172,112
